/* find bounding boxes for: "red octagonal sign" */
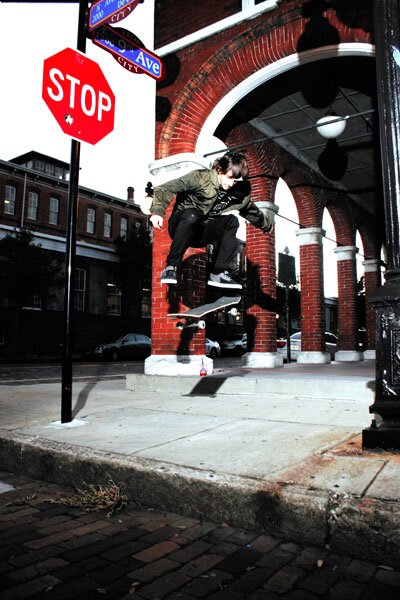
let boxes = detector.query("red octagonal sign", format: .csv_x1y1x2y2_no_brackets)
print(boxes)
42,47,115,145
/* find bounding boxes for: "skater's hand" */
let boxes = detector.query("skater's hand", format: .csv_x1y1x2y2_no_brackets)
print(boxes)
262,223,273,234
150,215,164,229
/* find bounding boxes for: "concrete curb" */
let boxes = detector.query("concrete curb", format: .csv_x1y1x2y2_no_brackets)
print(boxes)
1,429,399,567
126,373,376,401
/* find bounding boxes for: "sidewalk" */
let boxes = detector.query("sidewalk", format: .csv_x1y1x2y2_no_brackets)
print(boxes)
1,359,400,568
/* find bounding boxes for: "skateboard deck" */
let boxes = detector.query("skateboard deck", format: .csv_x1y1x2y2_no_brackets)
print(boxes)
168,295,241,330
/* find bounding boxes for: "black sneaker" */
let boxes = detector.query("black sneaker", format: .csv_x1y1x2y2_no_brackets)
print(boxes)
208,270,242,289
161,266,177,284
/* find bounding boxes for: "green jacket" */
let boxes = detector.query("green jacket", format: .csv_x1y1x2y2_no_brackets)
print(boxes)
150,168,272,232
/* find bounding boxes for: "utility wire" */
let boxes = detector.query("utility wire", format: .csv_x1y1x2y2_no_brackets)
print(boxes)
203,109,375,157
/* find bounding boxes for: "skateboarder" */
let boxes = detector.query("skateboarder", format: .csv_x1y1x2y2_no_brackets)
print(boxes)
149,151,273,289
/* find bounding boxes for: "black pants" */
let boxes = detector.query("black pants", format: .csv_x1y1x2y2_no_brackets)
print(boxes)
167,208,239,271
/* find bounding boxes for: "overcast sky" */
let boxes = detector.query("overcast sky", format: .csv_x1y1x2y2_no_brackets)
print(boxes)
0,1,156,200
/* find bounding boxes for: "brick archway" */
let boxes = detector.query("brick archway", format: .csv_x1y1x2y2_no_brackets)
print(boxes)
149,5,375,372
155,7,373,160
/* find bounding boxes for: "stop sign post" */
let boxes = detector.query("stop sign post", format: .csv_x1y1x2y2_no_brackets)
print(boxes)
42,47,115,145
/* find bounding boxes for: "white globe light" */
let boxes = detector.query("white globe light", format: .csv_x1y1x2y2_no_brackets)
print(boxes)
316,115,347,139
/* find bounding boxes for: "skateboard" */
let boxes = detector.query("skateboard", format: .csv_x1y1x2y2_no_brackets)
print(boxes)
168,295,241,330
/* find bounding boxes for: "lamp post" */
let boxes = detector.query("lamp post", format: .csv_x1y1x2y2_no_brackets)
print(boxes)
362,0,400,449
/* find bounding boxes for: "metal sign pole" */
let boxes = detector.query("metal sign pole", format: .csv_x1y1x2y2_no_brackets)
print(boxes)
61,0,88,423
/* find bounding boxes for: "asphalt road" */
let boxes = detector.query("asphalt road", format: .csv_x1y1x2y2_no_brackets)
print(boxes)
0,358,242,386
0,361,144,386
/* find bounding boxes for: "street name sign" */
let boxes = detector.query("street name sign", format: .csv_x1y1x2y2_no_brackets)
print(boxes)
92,24,164,81
42,47,115,145
88,0,142,32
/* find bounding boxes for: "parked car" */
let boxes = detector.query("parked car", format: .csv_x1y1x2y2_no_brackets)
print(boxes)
205,338,220,358
277,331,338,360
220,333,247,355
94,333,151,361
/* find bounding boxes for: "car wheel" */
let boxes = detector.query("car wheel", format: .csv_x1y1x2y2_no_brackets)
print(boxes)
111,348,119,361
210,348,218,358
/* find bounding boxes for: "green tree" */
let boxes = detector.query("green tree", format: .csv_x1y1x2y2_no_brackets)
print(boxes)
0,230,63,308
0,230,63,357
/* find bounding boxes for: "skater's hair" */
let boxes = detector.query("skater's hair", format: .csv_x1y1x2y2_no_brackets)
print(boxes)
213,151,249,180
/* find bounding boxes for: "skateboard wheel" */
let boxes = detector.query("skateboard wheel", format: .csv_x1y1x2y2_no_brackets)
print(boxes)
198,320,206,330
229,307,238,316
176,322,185,330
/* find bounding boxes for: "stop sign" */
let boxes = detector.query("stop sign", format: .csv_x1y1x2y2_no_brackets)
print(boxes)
42,47,115,145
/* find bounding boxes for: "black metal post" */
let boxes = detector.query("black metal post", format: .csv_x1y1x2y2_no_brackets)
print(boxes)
362,0,400,449
61,0,88,423
285,286,291,363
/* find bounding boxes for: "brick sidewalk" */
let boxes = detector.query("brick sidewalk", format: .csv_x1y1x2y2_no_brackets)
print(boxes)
1,471,400,600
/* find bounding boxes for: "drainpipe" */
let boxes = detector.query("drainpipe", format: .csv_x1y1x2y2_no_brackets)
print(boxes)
20,172,27,229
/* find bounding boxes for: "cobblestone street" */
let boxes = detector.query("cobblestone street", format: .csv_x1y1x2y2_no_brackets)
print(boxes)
1,472,400,600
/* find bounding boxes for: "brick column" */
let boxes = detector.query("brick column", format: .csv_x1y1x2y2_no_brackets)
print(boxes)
362,258,381,360
296,227,330,363
334,245,363,362
242,202,283,368
145,154,212,376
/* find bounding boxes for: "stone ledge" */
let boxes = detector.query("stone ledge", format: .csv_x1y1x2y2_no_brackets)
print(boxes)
126,373,375,401
144,354,213,376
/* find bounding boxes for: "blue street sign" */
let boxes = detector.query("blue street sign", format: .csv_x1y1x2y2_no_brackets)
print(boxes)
88,0,141,32
92,24,164,81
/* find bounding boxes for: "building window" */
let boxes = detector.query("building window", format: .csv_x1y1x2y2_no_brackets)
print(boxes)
104,211,112,238
49,196,59,225
74,268,86,312
27,191,39,220
87,207,96,234
120,216,128,240
54,165,64,179
4,185,16,215
106,281,121,316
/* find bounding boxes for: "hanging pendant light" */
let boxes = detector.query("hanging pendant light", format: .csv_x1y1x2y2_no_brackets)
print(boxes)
316,113,348,139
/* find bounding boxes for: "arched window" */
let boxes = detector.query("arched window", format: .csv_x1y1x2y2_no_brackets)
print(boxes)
104,211,112,238
27,191,39,220
120,216,128,239
49,196,59,225
4,185,16,215
86,207,96,234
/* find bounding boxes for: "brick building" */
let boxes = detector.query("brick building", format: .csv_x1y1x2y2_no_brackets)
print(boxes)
145,0,382,374
0,151,150,359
